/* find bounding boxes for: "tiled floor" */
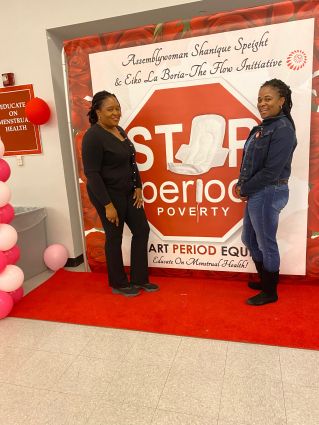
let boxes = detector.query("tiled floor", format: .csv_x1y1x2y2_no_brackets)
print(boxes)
0,268,318,425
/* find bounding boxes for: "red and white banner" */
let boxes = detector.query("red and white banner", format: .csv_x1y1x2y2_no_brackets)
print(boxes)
64,0,319,277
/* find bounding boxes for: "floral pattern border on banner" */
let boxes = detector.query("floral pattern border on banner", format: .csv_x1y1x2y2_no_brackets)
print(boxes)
64,0,319,277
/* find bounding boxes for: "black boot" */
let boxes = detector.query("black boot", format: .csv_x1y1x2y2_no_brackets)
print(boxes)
247,269,279,306
248,260,263,290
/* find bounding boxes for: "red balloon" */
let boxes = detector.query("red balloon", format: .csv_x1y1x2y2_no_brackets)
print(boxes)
0,251,7,272
0,290,13,318
0,159,10,182
3,245,20,264
25,97,51,125
10,286,24,303
0,204,14,223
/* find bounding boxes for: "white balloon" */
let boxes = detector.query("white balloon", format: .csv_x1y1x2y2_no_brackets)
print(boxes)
0,138,4,157
0,182,11,207
0,224,18,251
0,265,24,292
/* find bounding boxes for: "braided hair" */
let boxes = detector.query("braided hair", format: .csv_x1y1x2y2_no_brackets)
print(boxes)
87,91,118,125
260,78,295,129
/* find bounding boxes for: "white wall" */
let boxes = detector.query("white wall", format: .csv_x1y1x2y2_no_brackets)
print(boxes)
0,0,283,259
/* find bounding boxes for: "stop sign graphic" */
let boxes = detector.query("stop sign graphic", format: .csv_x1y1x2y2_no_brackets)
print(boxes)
125,80,259,241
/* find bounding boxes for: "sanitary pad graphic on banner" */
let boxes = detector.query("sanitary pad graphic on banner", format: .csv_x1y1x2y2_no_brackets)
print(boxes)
168,114,228,175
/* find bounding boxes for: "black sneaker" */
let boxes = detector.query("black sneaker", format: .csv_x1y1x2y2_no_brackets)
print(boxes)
246,291,278,306
111,286,140,297
132,282,159,292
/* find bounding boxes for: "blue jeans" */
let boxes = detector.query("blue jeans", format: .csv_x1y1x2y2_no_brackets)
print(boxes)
241,184,289,272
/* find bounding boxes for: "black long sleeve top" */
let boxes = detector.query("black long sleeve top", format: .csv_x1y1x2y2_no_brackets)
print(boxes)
82,124,142,206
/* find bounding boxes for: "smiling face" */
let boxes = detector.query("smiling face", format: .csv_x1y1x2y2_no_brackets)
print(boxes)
257,85,285,120
97,96,121,129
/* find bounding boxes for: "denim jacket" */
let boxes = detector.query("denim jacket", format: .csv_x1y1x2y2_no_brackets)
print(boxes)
237,113,297,197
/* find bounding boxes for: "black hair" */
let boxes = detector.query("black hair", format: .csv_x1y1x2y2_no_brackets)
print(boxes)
260,78,295,129
87,90,118,125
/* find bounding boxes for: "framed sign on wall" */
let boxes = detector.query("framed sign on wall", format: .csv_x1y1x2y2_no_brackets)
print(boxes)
0,84,42,155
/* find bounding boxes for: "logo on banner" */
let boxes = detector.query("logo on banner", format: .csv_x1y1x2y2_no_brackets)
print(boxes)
126,80,259,241
286,50,307,71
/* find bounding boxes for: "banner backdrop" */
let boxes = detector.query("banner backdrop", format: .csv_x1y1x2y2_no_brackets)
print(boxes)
64,0,319,277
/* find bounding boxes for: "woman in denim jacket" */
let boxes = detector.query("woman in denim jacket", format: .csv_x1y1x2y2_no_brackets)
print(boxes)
236,79,297,306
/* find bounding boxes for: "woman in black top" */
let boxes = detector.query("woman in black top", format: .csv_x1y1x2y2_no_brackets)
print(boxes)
82,91,159,297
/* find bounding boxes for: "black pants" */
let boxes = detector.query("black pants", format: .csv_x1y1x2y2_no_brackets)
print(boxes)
87,187,150,288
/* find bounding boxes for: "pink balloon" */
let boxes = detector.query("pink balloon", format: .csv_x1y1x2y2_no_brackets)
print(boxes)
10,286,24,303
3,245,20,264
0,251,7,272
0,139,4,157
0,224,18,251
0,182,11,207
0,159,10,182
0,290,13,319
43,244,68,271
0,265,24,292
0,203,14,224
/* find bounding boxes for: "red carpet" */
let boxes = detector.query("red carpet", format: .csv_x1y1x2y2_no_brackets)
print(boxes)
9,269,319,350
